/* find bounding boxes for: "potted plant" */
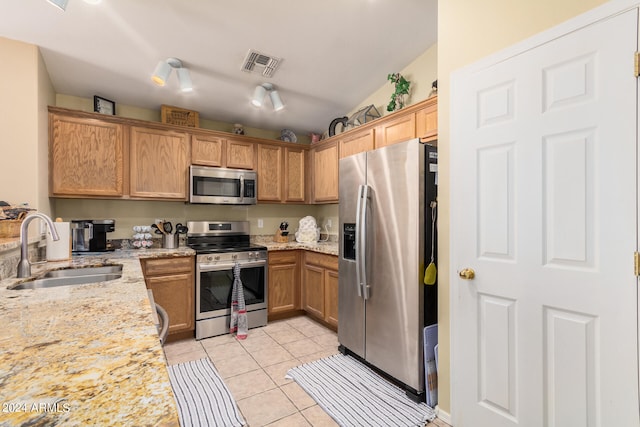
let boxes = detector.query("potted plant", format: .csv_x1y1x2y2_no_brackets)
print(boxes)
386,73,410,112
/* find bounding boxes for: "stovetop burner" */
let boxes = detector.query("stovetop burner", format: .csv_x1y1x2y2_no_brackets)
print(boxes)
186,220,266,254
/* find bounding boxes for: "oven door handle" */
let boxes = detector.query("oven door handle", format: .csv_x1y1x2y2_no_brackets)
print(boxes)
198,260,266,271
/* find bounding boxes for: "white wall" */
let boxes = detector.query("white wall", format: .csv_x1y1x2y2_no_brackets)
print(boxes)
0,37,54,214
347,44,438,120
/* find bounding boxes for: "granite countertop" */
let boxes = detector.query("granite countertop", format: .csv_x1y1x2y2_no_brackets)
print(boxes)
259,240,339,256
0,247,194,426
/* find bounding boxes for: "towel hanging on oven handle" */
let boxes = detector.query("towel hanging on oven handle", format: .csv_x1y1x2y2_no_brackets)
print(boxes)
230,263,248,339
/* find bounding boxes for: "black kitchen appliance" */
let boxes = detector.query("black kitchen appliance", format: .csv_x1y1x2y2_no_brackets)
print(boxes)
71,219,115,253
187,220,268,339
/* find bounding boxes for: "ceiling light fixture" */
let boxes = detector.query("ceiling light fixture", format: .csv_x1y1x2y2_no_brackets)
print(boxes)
47,0,69,10
251,83,284,111
151,57,193,92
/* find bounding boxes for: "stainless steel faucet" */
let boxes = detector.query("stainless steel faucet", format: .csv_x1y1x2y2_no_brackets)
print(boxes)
17,213,60,278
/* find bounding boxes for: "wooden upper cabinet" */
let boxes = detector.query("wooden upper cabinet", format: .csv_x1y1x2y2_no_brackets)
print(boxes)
257,144,306,203
191,135,255,170
129,126,189,199
50,114,125,197
227,140,256,170
415,102,438,142
375,113,416,149
339,128,374,159
312,141,339,203
285,147,305,202
257,144,283,202
191,134,224,167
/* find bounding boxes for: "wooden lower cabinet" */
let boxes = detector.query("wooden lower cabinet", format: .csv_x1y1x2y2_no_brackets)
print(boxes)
302,263,325,319
268,250,339,328
324,269,339,327
267,251,301,318
141,256,195,337
302,251,339,328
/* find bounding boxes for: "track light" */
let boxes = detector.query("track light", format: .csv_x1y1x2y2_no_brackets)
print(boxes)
251,85,268,107
47,0,69,10
251,83,285,111
151,57,193,93
270,89,284,111
176,68,192,92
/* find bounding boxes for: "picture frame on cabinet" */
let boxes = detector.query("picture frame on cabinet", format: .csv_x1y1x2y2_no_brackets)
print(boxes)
94,96,116,115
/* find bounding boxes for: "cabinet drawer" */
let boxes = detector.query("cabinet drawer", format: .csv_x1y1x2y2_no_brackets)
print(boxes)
142,256,194,276
269,250,298,264
304,251,338,270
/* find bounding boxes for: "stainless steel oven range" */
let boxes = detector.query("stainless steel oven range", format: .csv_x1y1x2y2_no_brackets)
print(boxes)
187,221,267,340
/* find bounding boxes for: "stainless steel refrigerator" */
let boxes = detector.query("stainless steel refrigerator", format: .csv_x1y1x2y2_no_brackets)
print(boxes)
338,138,438,401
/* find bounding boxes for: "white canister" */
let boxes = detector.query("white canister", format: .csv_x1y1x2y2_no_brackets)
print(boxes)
46,221,71,261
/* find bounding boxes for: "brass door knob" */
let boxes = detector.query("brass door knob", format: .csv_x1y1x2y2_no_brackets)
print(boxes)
459,268,475,280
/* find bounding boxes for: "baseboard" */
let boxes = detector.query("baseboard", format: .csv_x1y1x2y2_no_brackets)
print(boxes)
435,405,452,425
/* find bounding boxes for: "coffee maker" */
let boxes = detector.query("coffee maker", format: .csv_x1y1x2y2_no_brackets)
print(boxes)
71,219,115,253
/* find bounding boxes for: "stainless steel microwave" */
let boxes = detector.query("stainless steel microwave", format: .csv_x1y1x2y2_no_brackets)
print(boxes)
190,165,257,205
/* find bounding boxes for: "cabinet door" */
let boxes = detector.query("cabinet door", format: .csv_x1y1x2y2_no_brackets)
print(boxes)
50,114,124,197
285,147,306,202
415,102,438,142
339,128,374,159
227,140,256,169
312,141,339,203
146,272,194,334
257,144,283,202
130,127,189,199
324,269,339,328
303,263,325,319
375,113,416,149
268,264,299,314
191,134,225,167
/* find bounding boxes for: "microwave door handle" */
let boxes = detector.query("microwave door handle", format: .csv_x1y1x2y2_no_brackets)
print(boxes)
87,222,93,240
239,175,245,202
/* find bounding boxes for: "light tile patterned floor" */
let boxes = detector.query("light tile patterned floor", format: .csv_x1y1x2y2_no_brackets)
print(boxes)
163,315,451,427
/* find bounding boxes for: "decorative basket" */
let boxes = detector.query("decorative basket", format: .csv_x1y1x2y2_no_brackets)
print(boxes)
0,219,22,238
161,104,199,128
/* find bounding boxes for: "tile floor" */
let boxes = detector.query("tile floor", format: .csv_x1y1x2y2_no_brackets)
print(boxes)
163,315,451,427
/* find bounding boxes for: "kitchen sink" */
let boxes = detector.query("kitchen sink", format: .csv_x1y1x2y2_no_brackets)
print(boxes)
43,265,123,278
8,265,123,290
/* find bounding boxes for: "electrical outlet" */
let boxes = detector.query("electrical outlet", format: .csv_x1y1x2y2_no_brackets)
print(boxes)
258,219,263,228
327,219,332,228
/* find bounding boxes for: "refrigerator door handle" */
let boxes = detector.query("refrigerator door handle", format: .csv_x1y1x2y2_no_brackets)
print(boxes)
360,184,370,300
355,184,364,298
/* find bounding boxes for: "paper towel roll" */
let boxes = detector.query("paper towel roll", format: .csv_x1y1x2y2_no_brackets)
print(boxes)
47,222,71,261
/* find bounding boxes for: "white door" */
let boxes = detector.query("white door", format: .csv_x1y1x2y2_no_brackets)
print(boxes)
451,8,639,427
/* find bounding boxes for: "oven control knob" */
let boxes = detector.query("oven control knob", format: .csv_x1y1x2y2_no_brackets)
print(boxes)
206,256,213,262
248,252,255,259
214,255,220,261
232,254,238,260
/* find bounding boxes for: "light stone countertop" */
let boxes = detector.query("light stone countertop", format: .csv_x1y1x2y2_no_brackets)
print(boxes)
258,240,339,256
0,247,194,426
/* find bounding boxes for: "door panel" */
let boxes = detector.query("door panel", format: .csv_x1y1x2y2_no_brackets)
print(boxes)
365,140,425,392
338,152,367,358
451,8,639,426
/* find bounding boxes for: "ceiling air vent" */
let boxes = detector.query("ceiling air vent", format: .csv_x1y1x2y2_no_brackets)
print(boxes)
241,49,281,78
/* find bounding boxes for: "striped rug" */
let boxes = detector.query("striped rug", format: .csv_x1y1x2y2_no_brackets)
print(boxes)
167,358,245,427
286,354,436,427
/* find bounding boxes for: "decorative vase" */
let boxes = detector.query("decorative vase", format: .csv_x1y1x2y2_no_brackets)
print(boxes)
394,94,406,111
